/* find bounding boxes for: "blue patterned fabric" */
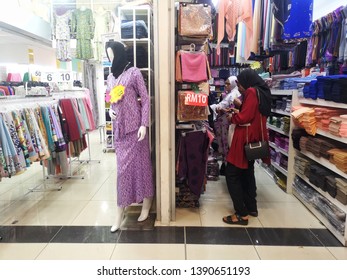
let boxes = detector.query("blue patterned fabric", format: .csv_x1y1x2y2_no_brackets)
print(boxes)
282,0,313,39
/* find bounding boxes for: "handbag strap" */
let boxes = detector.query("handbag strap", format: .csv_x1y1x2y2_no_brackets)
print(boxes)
246,89,265,144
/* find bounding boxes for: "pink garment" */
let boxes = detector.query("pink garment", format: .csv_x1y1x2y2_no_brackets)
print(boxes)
180,51,208,82
6,73,22,82
217,0,253,57
83,98,96,131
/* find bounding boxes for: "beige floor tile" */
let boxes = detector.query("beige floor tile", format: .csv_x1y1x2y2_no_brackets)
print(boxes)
327,247,347,260
186,244,260,260
111,244,185,260
71,200,117,226
91,173,117,201
257,201,325,228
0,243,47,260
36,243,115,260
169,208,201,226
11,200,89,226
255,246,335,260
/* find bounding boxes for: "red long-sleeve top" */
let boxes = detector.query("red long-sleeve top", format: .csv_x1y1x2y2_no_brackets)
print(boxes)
226,87,270,169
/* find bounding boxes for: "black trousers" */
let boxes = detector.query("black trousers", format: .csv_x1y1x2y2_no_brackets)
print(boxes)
225,161,257,217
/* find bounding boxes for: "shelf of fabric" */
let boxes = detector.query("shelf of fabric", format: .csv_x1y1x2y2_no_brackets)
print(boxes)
296,173,347,214
269,142,289,156
271,109,291,116
298,98,347,109
293,189,346,246
271,89,294,96
271,162,288,176
267,124,289,136
298,150,347,180
316,128,347,145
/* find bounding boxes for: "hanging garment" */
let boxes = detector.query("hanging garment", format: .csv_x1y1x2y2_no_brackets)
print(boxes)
106,67,154,207
177,130,210,196
53,10,72,61
93,7,113,62
72,8,95,60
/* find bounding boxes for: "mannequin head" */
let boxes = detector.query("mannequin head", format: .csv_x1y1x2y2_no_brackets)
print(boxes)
105,41,130,79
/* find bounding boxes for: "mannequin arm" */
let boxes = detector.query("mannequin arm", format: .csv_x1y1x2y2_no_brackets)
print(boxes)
137,126,146,141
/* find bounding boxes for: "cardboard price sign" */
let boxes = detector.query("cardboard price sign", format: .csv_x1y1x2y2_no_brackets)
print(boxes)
184,91,208,106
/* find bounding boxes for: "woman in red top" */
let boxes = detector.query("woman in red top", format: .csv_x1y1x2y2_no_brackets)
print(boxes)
222,68,271,225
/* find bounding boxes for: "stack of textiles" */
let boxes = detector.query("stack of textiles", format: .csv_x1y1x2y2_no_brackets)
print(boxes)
328,116,347,137
309,164,331,191
280,116,290,134
327,148,347,172
269,147,277,162
294,155,310,177
293,176,317,204
325,175,338,198
279,155,288,170
299,136,310,152
291,128,308,151
280,75,318,90
121,20,148,39
274,134,289,152
336,178,347,205
206,156,219,181
331,76,347,103
306,138,325,157
291,106,316,135
314,108,347,131
319,140,337,160
270,71,302,89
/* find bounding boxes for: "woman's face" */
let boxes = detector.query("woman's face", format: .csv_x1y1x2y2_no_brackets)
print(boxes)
224,80,232,92
236,80,246,94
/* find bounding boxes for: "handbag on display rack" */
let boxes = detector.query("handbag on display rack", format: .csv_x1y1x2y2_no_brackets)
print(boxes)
244,111,269,161
178,3,212,37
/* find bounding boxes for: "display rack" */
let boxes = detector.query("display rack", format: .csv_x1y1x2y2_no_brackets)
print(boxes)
266,89,295,192
291,91,347,246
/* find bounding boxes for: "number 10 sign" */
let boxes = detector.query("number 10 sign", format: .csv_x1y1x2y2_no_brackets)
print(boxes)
41,71,73,83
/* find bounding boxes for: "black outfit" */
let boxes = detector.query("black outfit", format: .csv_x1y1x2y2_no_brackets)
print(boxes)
225,161,257,217
105,41,132,79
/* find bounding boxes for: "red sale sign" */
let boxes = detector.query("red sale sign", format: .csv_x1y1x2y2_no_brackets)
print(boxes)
184,91,208,106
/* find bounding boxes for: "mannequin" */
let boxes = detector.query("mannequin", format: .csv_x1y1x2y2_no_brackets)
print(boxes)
105,41,154,233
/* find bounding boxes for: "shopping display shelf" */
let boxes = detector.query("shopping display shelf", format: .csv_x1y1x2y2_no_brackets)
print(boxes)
316,128,347,145
298,98,347,109
271,162,288,176
271,89,294,96
267,123,289,136
271,109,291,116
269,141,289,156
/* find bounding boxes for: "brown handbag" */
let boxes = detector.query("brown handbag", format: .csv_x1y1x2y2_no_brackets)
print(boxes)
178,3,212,37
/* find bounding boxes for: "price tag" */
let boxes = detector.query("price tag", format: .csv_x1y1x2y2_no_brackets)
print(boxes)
184,91,208,106
110,85,125,104
41,71,73,83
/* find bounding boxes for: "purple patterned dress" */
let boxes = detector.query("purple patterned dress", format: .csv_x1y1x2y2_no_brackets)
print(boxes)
106,67,154,207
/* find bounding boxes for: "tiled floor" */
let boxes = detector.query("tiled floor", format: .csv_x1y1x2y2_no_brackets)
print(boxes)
0,130,347,260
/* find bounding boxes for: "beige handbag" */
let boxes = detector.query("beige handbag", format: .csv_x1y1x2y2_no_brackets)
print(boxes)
178,3,212,37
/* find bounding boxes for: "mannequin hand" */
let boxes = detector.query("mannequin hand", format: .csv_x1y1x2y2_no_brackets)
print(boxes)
137,126,147,141
108,108,117,120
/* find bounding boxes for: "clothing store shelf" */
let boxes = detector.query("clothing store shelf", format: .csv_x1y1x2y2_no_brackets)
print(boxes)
269,142,289,156
298,149,347,180
271,109,291,116
316,128,347,145
271,89,294,96
271,162,288,176
296,173,347,214
267,123,289,136
293,189,347,246
298,98,347,109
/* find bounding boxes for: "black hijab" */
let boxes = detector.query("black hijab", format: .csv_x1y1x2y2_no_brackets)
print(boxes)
105,41,131,79
237,68,272,116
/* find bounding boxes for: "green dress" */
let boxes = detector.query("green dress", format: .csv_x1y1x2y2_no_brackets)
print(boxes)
72,8,95,60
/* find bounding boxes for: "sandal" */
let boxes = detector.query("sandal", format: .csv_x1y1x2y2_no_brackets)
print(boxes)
222,214,248,225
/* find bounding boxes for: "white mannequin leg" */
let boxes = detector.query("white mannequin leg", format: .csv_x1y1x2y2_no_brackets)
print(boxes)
110,206,125,233
137,197,153,222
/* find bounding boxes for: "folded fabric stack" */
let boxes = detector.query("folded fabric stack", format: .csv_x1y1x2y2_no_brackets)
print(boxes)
327,148,347,172
329,117,342,136
299,136,310,152
291,107,316,135
331,76,347,103
319,140,336,160
335,178,347,205
206,157,219,181
306,137,325,157
325,175,338,198
280,116,290,134
308,80,318,100
309,164,331,191
121,20,148,39
280,155,288,170
270,147,277,162
314,108,346,132
294,155,310,177
274,134,289,152
291,128,308,151
270,71,302,89
339,115,347,137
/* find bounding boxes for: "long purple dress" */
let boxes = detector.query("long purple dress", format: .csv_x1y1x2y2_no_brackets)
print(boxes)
106,67,154,207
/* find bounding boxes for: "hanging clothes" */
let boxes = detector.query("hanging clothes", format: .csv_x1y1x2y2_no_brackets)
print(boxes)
53,10,72,61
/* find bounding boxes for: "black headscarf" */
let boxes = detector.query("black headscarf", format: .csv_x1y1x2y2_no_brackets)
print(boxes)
105,41,131,79
237,68,272,116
